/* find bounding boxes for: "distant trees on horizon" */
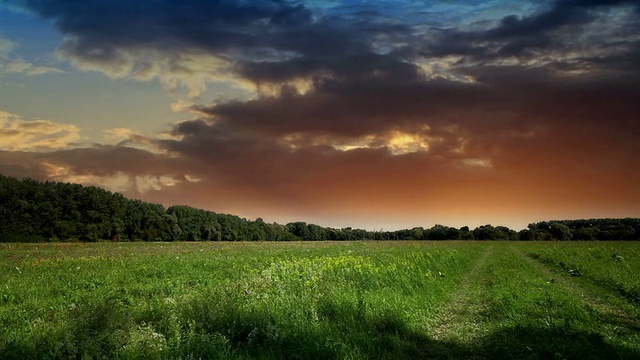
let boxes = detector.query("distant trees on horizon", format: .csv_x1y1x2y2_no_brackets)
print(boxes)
1,174,638,242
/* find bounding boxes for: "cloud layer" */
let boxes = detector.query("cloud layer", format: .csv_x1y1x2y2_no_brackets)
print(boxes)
1,0,639,228
0,111,79,151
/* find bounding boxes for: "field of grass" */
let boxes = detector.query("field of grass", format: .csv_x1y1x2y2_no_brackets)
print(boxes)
1,241,638,359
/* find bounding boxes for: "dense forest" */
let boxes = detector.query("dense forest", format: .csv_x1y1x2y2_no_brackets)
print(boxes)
1,174,639,242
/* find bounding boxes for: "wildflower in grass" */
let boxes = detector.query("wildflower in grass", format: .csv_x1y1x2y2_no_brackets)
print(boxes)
163,297,176,305
123,322,167,355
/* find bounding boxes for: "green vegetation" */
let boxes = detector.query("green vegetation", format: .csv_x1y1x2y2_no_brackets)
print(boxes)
526,243,640,305
1,174,639,242
1,241,638,359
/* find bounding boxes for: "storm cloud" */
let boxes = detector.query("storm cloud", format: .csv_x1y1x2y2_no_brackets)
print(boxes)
1,0,639,228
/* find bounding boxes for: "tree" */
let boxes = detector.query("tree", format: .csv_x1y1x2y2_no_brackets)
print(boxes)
473,225,500,240
549,222,573,241
427,225,447,240
459,226,474,240
286,222,310,239
518,229,536,241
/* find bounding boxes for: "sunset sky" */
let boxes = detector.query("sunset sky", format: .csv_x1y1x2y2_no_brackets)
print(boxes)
1,0,639,230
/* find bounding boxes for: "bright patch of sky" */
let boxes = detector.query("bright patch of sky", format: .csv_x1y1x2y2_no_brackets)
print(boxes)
0,6,62,66
0,5,201,142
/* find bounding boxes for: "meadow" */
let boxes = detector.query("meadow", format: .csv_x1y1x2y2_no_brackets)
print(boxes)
0,241,638,359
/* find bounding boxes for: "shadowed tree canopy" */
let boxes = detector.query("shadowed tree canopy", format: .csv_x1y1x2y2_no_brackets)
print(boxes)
0,174,638,242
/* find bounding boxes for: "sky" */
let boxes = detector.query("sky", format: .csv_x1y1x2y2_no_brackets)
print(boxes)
0,0,639,231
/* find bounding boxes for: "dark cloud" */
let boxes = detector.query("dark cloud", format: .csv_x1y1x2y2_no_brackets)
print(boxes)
0,145,188,191
0,151,50,180
192,76,499,139
235,50,419,85
8,0,639,76
2,0,639,227
14,0,637,91
426,0,640,63
43,145,182,177
13,0,312,48
160,58,640,205
484,7,589,40
6,0,421,90
9,1,383,62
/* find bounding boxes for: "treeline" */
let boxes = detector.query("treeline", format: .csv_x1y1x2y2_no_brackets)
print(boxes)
1,174,638,242
521,219,640,241
0,175,298,242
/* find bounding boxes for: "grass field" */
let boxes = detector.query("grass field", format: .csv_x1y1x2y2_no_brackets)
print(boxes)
1,241,638,359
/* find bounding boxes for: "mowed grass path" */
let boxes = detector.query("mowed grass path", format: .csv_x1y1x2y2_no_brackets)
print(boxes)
426,243,639,358
0,241,638,359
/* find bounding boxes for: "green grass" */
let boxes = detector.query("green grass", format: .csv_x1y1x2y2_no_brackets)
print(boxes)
0,241,638,359
525,242,640,305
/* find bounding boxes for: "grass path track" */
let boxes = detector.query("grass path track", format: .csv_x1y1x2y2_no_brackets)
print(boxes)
423,243,640,359
428,244,496,343
515,246,640,331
